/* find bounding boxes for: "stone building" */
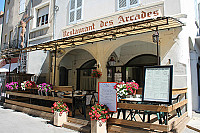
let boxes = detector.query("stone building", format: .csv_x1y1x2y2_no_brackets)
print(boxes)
1,0,200,117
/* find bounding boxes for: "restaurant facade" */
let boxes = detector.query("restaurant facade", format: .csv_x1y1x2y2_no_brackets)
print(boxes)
1,0,200,118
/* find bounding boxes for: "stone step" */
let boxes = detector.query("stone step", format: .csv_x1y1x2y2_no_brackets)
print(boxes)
63,122,90,133
67,117,90,126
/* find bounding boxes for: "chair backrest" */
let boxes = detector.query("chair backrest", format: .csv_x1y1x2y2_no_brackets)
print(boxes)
85,94,93,105
52,86,73,92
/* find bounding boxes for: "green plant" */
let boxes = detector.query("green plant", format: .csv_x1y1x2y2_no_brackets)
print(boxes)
89,103,109,122
51,100,69,116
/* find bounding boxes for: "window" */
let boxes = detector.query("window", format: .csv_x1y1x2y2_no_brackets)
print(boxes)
19,0,26,14
37,6,49,27
118,0,139,10
69,0,83,24
6,9,9,24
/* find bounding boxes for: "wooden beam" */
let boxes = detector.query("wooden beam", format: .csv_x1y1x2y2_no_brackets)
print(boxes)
5,99,52,112
168,99,187,112
6,91,73,103
52,86,73,91
168,112,188,131
117,103,169,112
108,118,169,132
172,88,187,95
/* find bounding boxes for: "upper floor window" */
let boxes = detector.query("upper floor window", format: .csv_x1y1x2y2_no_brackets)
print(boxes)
37,5,49,27
118,0,139,10
19,0,26,14
69,0,83,24
6,9,9,24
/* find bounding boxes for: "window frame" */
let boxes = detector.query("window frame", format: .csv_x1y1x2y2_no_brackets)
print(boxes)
36,5,49,28
69,0,83,24
19,0,26,14
117,0,140,11
6,9,9,24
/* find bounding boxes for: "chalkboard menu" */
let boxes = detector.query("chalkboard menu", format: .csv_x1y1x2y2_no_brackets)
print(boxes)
98,82,117,112
142,66,173,104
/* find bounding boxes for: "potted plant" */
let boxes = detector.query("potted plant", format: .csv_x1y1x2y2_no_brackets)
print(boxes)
21,81,36,91
51,100,69,126
114,80,139,99
37,83,52,96
89,103,109,133
91,69,102,78
6,82,18,91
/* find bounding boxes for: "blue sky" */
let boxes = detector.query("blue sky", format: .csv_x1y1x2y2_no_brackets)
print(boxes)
0,0,5,12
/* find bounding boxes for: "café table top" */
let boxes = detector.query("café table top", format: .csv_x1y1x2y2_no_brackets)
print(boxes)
120,97,142,102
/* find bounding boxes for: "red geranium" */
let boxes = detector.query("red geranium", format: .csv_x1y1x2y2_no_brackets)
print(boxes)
51,100,69,116
89,103,109,122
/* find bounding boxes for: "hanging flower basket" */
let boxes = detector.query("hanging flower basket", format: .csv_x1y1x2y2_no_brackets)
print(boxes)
91,70,102,78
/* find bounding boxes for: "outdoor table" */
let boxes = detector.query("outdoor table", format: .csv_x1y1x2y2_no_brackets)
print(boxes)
119,98,143,121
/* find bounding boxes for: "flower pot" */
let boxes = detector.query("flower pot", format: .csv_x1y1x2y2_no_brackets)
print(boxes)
54,111,68,126
91,120,107,133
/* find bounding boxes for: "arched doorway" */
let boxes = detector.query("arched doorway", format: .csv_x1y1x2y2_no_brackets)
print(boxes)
77,59,97,91
59,66,68,86
125,54,157,87
59,49,95,90
107,54,157,87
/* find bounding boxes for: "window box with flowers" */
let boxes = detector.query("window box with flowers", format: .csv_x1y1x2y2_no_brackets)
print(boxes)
37,83,52,96
6,82,18,91
91,69,102,78
89,103,109,133
21,81,36,91
114,80,139,99
51,100,69,126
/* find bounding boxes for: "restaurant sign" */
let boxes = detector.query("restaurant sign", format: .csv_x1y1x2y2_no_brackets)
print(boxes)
62,5,164,38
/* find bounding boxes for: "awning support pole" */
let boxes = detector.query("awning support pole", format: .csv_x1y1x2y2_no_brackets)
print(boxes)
53,44,57,86
156,27,160,65
8,58,11,82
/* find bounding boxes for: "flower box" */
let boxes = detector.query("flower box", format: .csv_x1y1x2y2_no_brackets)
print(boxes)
54,111,67,126
91,119,107,133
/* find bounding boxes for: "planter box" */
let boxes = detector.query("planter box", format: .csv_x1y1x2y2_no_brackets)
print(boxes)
91,120,107,133
54,111,67,126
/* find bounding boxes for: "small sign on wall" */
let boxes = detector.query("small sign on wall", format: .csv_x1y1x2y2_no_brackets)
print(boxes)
98,82,117,112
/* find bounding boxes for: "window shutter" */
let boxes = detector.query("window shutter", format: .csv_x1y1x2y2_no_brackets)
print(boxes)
76,0,82,21
19,0,26,14
130,0,138,6
119,0,127,9
6,9,9,24
69,0,75,23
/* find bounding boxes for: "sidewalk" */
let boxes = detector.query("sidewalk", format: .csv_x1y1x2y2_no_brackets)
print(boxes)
0,106,79,133
183,111,200,133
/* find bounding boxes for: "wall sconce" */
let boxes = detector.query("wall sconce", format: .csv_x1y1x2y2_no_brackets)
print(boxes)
108,56,116,66
71,43,76,48
112,34,116,40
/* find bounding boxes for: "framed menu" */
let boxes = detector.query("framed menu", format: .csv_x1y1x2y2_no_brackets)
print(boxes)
98,82,117,112
142,66,173,104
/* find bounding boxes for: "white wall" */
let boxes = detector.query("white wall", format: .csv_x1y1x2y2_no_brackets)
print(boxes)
0,17,3,47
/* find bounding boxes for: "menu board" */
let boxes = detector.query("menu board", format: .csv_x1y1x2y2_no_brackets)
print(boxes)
142,66,173,104
98,82,117,112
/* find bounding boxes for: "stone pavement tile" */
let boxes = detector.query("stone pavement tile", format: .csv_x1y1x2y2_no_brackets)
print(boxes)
183,111,200,133
0,106,79,133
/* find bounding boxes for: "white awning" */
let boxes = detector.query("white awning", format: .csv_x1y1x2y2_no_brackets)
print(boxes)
0,63,18,72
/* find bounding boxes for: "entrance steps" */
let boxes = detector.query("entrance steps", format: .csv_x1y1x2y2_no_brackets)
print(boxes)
63,117,91,133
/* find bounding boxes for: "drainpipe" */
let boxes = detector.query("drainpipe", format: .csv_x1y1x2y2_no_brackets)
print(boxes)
53,0,56,39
